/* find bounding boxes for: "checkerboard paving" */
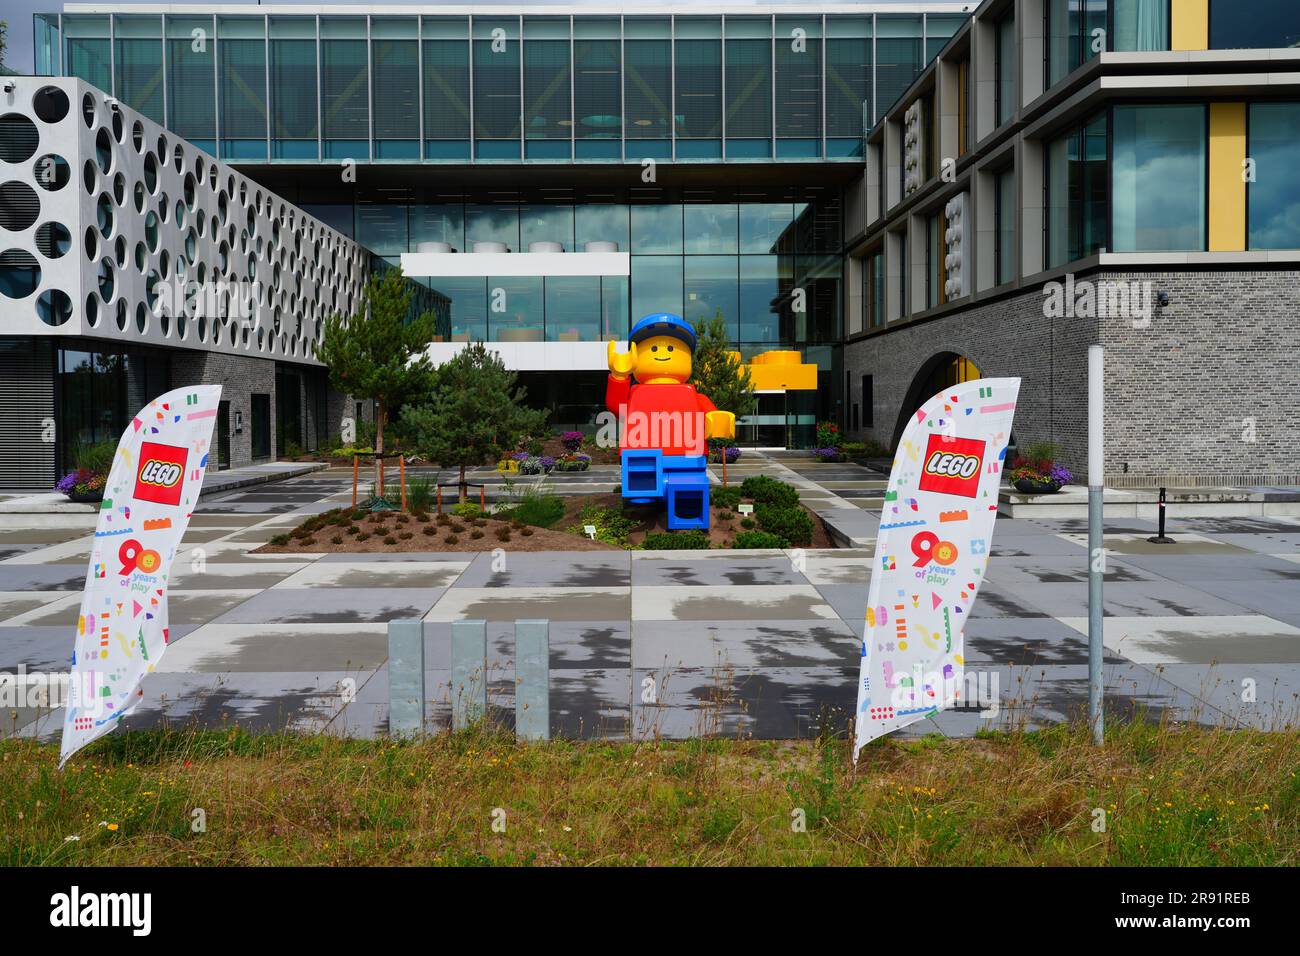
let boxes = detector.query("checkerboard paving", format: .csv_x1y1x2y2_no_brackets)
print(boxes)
3,468,1299,743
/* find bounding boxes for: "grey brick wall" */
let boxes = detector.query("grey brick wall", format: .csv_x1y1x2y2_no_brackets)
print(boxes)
169,350,276,469
843,269,1300,486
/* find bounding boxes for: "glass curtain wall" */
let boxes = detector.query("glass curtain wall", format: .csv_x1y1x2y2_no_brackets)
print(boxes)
876,15,923,120
675,18,723,158
574,18,622,160
423,18,471,160
725,17,773,159
1045,112,1108,267
774,16,821,158
270,17,318,160
218,16,268,160
113,15,164,124
64,15,112,97
1114,0,1170,51
524,17,572,160
825,17,871,157
1210,0,1300,49
624,18,673,158
1248,103,1300,249
1112,105,1206,252
166,15,216,153
320,17,368,160
372,18,419,159
474,17,522,159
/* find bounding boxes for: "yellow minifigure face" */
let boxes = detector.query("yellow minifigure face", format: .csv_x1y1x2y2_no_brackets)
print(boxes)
634,335,692,383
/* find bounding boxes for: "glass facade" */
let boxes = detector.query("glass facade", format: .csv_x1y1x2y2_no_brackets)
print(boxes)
995,166,1016,285
308,198,840,349
44,11,959,163
1248,103,1300,250
1112,105,1206,253
1210,0,1300,50
1045,112,1108,267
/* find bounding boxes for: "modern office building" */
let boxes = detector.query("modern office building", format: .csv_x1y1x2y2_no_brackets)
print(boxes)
841,0,1300,485
15,1,970,477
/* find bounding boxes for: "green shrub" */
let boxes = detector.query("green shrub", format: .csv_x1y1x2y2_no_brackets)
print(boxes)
71,440,116,475
712,485,743,510
642,530,711,550
739,517,757,530
755,503,814,546
406,475,435,513
452,501,484,520
733,530,789,549
739,475,799,507
499,493,565,529
569,504,639,546
270,534,290,546
283,441,304,459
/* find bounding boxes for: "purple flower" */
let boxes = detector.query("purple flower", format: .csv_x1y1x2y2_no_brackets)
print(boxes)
55,472,78,494
511,452,529,461
538,456,557,471
560,431,585,453
815,447,843,461
1048,464,1074,486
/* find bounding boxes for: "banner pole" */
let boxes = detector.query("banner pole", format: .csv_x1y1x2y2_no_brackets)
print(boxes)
400,456,407,512
352,455,358,508
1087,345,1105,746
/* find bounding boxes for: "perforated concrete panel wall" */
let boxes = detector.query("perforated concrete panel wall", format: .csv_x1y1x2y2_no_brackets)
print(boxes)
0,76,367,366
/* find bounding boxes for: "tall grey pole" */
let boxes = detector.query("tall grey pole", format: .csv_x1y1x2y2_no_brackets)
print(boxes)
1087,345,1104,745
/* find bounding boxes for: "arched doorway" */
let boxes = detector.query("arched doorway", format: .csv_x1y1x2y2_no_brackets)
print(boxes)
891,352,983,448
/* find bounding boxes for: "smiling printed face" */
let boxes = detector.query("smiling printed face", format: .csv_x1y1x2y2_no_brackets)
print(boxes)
634,334,692,383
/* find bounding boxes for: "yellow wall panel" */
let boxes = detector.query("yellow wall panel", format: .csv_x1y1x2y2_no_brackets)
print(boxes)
1209,102,1246,252
1171,0,1209,51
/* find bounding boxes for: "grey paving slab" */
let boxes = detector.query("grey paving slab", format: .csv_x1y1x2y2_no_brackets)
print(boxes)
631,665,855,740
425,587,631,622
273,561,466,589
317,551,474,563
982,554,1158,588
1132,663,1300,730
1057,614,1300,664
0,592,76,623
630,556,808,587
631,619,858,669
1186,580,1300,628
217,587,448,624
0,566,88,591
632,585,838,622
1106,552,1300,584
963,617,1127,666
14,589,259,627
165,562,314,590
452,552,630,588
994,579,1253,619
155,622,390,672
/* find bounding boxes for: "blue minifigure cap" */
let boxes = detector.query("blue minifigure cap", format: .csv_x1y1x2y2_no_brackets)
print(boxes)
629,313,697,353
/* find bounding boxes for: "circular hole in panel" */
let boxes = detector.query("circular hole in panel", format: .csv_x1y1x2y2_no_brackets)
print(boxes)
37,289,73,326
0,249,41,298
33,86,71,123
0,181,40,231
34,154,70,191
35,221,71,259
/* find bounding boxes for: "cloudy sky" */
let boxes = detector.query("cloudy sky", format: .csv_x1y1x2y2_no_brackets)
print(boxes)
4,0,963,74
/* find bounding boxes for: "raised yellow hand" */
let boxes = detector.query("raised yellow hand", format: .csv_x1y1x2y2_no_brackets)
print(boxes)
607,340,637,379
705,410,736,440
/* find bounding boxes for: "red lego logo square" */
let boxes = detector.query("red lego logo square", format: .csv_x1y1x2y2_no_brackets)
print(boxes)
134,442,188,507
918,434,985,499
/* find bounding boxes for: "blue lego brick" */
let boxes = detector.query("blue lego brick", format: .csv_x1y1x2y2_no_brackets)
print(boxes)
621,449,664,500
665,472,710,530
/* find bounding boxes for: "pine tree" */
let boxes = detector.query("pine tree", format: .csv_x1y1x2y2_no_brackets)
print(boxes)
403,342,549,501
317,266,438,493
689,310,756,420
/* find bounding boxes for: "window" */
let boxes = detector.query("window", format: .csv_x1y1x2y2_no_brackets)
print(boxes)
113,16,164,124
826,17,872,156
876,15,923,118
861,374,874,427
1114,0,1171,51
320,18,369,159
624,19,672,156
372,19,420,159
725,18,773,159
473,18,521,158
866,250,885,327
270,18,319,160
775,17,821,158
957,58,970,155
423,19,471,160
574,18,622,160
1045,112,1108,267
218,17,268,160
166,16,215,150
524,18,572,159
995,166,1016,285
676,18,723,156
898,229,909,317
1112,105,1206,252
926,212,944,309
1210,0,1300,49
1248,103,1300,249
995,12,1016,127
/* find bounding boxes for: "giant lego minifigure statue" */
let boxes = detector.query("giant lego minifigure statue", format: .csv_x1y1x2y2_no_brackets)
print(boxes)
606,313,735,530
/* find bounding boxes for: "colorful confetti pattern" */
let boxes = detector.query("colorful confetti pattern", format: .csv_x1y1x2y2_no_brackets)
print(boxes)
59,385,222,766
853,378,1020,759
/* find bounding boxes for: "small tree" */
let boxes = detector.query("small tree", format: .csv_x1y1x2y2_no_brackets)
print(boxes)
317,266,437,492
403,342,548,501
689,311,756,421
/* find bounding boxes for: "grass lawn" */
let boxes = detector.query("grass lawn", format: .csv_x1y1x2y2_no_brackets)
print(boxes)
4,721,1298,866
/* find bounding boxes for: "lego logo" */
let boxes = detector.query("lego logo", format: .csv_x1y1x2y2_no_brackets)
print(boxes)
924,451,980,480
139,460,182,487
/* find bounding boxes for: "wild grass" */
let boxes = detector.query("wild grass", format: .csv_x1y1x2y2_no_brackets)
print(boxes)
2,719,1296,866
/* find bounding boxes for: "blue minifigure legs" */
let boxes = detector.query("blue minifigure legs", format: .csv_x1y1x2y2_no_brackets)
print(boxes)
620,451,711,530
